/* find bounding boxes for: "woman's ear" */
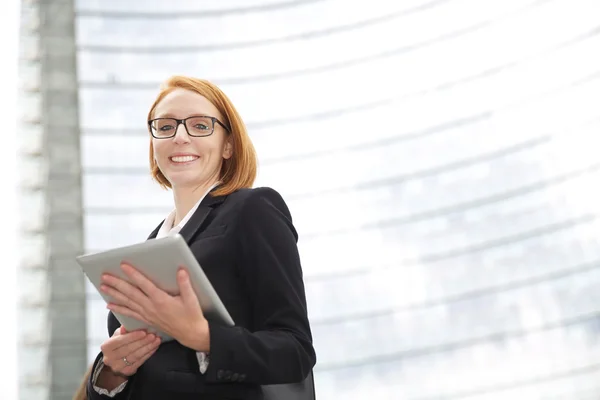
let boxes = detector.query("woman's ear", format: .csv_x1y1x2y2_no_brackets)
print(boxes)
223,139,233,159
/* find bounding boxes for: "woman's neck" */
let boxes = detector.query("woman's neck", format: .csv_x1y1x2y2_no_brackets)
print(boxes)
172,180,219,226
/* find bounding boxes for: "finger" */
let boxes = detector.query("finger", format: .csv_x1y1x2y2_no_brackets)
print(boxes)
101,283,144,314
114,333,158,363
102,273,150,310
127,336,161,365
114,337,161,376
102,329,147,354
107,304,151,327
177,268,199,308
104,334,157,373
111,325,132,338
120,263,160,298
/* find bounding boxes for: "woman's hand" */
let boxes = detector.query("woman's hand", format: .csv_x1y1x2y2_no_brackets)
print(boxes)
100,326,161,378
100,264,211,352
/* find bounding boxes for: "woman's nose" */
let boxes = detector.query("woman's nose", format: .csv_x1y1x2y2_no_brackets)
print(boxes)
173,123,190,143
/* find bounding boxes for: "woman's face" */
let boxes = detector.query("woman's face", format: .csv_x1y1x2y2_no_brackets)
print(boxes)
151,88,232,190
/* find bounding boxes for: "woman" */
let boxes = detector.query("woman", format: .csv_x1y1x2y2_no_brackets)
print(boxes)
85,76,316,399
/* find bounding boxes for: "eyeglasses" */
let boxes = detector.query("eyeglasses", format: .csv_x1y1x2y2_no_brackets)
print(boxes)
148,116,230,139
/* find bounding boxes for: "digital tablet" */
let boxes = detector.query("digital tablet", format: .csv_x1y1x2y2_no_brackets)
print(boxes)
76,233,234,341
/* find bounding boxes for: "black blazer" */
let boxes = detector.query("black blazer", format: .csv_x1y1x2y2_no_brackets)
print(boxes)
87,187,316,400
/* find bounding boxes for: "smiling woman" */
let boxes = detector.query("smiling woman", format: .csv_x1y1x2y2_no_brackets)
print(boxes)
85,76,316,400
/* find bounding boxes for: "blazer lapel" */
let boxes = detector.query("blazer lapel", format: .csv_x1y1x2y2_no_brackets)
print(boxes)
146,186,226,242
177,193,226,244
147,221,164,240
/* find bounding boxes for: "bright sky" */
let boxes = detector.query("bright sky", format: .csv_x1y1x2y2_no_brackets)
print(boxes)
0,0,21,399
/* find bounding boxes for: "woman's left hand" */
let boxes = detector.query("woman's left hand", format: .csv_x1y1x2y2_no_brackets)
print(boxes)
100,263,210,352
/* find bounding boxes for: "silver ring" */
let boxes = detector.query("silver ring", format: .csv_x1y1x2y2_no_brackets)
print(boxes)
123,357,132,366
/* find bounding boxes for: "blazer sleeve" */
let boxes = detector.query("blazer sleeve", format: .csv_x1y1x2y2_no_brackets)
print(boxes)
204,187,316,385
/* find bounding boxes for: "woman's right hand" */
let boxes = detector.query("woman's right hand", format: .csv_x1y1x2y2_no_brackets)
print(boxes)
100,326,161,377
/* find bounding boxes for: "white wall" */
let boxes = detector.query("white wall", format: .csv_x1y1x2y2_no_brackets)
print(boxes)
75,0,600,398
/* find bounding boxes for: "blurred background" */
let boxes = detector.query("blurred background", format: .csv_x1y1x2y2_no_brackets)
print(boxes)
4,0,600,398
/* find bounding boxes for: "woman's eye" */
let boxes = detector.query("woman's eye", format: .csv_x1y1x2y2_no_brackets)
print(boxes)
159,125,174,131
194,124,209,130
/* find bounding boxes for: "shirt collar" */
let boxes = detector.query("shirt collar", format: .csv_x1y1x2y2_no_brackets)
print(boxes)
156,182,220,239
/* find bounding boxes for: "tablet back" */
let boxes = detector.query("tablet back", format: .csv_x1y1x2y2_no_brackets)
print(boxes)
76,234,234,341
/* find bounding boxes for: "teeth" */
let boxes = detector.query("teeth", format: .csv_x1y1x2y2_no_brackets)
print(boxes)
171,156,198,163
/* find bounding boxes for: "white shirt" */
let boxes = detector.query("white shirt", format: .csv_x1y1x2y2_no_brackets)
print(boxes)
92,183,219,396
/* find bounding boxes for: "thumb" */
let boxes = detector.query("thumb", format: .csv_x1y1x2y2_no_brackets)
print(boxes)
113,325,126,337
177,268,198,308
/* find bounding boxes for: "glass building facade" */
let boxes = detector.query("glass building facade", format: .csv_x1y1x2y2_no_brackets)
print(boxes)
73,0,600,398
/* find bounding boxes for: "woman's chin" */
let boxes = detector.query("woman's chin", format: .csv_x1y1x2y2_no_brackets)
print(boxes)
168,173,214,190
